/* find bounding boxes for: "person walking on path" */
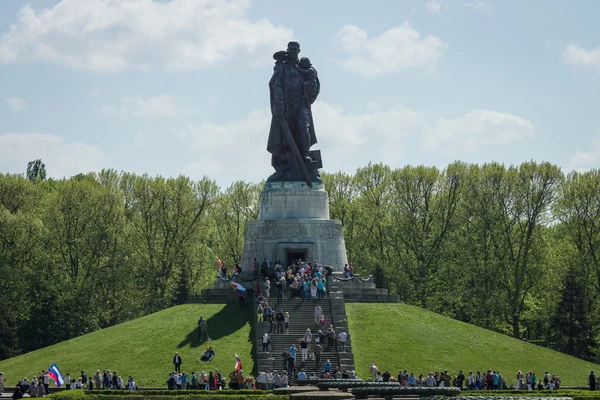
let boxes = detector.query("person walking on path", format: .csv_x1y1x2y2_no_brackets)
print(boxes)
589,371,596,391
173,352,182,373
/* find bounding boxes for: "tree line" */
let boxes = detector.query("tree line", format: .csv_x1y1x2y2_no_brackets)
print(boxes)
1,160,599,362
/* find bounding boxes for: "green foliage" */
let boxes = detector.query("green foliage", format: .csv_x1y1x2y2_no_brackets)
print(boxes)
346,303,600,386
27,159,47,181
0,304,253,386
3,161,600,364
85,391,268,396
49,391,285,400
460,391,600,400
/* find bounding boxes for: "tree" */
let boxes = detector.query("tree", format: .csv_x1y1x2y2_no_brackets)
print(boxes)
493,162,563,337
551,263,598,360
387,162,465,305
210,181,261,264
26,159,47,181
556,170,600,295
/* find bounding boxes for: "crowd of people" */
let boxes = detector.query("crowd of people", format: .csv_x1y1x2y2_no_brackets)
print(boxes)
166,370,253,390
2,369,138,398
366,367,567,390
252,258,329,302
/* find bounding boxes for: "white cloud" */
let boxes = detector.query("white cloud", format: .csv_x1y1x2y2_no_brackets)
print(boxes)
176,104,533,184
101,95,192,119
0,0,292,72
568,136,600,172
0,133,109,177
178,109,273,183
426,0,444,16
424,109,534,153
463,0,492,11
5,97,25,111
562,44,600,71
335,23,447,78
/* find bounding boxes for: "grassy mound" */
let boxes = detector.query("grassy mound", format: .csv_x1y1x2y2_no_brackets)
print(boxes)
347,303,599,386
0,304,253,387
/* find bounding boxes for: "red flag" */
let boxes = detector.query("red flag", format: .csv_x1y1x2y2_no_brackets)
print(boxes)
235,354,242,371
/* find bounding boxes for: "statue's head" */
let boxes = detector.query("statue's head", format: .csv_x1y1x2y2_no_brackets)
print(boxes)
298,57,312,69
287,41,300,60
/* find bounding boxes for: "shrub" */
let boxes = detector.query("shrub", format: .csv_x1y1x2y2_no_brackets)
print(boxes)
49,390,285,400
351,386,461,399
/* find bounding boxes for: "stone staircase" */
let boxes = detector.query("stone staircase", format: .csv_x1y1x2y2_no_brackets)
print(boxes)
188,270,400,381
253,286,355,379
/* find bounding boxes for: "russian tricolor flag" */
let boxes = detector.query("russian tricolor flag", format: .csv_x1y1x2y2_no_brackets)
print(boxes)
235,353,242,371
230,281,246,297
47,363,65,387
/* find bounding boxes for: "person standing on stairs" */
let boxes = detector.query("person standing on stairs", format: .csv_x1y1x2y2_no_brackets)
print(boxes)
314,342,322,368
314,304,322,326
300,340,309,363
264,277,271,301
275,310,285,333
262,330,270,353
284,312,290,334
327,325,336,348
338,328,348,352
276,277,284,303
281,348,290,371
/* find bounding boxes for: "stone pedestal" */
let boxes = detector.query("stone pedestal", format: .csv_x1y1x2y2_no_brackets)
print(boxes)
241,181,348,272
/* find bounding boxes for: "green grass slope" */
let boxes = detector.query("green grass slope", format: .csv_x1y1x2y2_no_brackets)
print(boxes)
347,303,599,386
0,304,253,387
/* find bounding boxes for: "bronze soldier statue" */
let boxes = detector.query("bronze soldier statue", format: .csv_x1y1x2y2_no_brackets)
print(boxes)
267,41,322,185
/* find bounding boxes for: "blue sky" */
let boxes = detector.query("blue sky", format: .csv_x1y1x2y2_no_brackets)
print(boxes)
1,0,599,186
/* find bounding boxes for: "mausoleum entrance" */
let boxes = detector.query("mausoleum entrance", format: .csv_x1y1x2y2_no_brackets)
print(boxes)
286,249,307,267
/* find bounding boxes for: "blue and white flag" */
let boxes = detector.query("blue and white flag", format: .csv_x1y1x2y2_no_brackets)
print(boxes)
47,363,65,387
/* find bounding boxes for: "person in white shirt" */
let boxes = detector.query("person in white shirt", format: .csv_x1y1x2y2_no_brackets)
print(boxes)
128,376,135,391
337,328,348,352
262,330,270,352
280,372,289,388
426,372,436,387
314,304,322,325
264,278,271,300
467,372,475,389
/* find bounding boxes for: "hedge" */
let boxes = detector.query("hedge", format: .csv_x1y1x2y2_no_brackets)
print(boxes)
295,378,362,386
48,390,285,400
439,398,572,400
351,386,461,399
461,391,600,400
84,390,268,396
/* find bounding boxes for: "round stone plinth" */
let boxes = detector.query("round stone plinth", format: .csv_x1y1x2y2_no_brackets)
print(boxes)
259,181,330,220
